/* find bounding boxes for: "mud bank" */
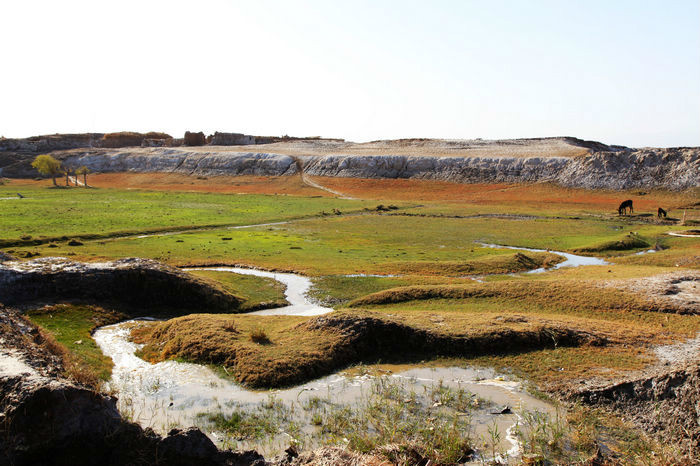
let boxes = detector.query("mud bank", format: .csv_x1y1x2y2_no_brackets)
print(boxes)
0,307,264,466
2,141,698,190
602,270,700,315
0,257,240,312
135,312,608,390
574,362,700,460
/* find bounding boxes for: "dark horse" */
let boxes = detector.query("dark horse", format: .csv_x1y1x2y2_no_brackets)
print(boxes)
618,199,634,215
658,207,667,218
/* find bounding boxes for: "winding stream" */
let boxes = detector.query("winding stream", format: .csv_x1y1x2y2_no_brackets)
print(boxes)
93,322,555,460
188,267,332,316
93,244,615,460
477,242,608,273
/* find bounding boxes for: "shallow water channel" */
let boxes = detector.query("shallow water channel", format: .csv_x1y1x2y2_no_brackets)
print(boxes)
92,247,602,460
186,266,332,316
94,321,556,460
477,242,608,273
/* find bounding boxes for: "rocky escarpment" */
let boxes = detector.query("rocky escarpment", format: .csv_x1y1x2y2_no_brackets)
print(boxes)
0,148,299,178
1,137,697,190
302,147,699,190
0,307,265,466
0,257,241,312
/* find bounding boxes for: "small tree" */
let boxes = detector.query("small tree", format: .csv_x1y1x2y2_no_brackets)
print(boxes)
75,166,91,187
31,154,62,186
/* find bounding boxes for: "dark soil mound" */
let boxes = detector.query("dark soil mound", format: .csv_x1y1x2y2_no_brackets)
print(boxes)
247,314,606,388
0,257,241,313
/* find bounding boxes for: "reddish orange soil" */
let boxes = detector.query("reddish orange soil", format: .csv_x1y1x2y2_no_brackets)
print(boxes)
308,176,691,212
73,173,331,196
10,173,694,218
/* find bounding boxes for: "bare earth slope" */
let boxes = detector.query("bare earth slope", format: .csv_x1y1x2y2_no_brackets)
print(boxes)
1,136,698,190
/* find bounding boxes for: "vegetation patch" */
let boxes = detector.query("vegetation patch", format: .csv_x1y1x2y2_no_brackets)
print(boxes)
188,270,288,311
382,251,564,276
348,278,675,314
0,183,374,245
25,304,125,387
574,233,651,254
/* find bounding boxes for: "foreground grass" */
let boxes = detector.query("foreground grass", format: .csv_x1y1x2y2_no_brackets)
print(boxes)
25,304,125,386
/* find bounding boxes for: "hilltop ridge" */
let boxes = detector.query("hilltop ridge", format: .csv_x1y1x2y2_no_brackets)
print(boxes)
1,133,697,191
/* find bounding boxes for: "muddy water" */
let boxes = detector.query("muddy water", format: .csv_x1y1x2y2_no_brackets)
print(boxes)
187,266,332,316
477,242,608,273
94,321,556,460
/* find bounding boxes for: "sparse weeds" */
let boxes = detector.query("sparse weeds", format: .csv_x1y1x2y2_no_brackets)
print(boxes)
515,409,568,462
320,377,476,463
249,326,270,344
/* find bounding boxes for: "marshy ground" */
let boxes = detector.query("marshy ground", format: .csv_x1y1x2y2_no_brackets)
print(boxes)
2,175,699,464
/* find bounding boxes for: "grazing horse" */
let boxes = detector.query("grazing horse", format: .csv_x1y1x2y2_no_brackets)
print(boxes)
618,199,634,215
658,207,667,218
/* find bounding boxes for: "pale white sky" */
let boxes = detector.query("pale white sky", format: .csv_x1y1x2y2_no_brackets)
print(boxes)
1,0,699,147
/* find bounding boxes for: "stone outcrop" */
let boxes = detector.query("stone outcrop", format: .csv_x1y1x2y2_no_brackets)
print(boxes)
184,131,206,146
301,147,699,190
0,307,265,466
64,149,299,177
208,132,256,146
0,133,103,153
0,257,241,311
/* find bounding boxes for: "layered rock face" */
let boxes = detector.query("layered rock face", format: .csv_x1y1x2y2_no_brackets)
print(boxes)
1,136,697,190
10,145,694,190
0,257,241,311
302,147,699,190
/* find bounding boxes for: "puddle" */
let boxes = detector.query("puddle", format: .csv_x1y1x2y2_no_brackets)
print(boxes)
94,321,557,461
186,267,332,316
667,231,700,238
477,242,608,273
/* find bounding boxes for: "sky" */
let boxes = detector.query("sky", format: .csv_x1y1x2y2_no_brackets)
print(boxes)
1,0,699,147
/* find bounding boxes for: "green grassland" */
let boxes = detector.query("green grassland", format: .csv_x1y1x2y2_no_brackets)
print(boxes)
188,270,288,311
0,184,378,246
25,304,125,386
7,212,691,274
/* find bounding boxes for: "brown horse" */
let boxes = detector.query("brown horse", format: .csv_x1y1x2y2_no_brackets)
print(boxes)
618,199,633,215
658,207,667,218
